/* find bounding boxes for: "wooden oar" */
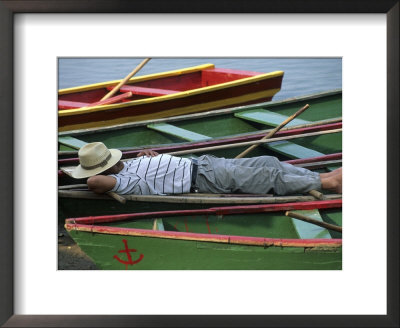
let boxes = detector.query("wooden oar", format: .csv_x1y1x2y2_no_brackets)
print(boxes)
58,189,341,204
108,191,126,204
58,184,88,190
57,184,126,204
235,104,310,159
80,92,133,109
285,211,342,233
165,128,341,157
233,104,325,200
308,190,325,200
100,58,151,101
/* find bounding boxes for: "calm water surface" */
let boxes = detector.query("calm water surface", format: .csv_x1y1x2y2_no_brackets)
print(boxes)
58,58,341,101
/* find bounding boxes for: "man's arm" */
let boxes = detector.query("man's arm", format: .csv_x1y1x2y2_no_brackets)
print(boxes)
87,175,117,194
137,149,159,157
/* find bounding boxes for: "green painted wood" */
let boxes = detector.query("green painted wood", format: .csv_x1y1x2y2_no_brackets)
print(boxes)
267,140,324,159
58,136,88,150
67,230,341,270
67,210,342,270
155,218,165,231
147,123,212,142
235,109,310,127
261,94,342,122
162,213,298,238
290,209,331,239
59,91,342,151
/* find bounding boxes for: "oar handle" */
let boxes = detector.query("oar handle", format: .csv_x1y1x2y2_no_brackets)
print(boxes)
308,189,325,200
235,104,310,159
285,210,342,233
108,191,126,204
101,58,151,101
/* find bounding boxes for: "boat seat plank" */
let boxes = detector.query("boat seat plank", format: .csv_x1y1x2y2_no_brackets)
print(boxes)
267,139,339,172
147,123,212,142
59,100,90,109
58,136,88,150
108,85,179,97
267,141,324,159
235,109,310,127
152,218,165,231
290,209,331,239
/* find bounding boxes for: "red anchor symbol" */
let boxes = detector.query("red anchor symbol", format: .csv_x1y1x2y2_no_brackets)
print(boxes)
114,239,144,270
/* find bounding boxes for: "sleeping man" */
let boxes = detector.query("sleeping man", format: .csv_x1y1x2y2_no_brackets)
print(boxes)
71,142,342,196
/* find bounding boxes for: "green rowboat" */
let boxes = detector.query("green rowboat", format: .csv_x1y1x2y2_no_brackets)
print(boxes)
65,199,342,270
58,89,342,156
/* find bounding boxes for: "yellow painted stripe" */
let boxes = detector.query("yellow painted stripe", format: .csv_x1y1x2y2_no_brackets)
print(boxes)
59,70,284,117
58,88,281,131
59,63,215,95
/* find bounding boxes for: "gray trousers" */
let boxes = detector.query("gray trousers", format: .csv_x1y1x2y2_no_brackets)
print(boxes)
193,155,321,195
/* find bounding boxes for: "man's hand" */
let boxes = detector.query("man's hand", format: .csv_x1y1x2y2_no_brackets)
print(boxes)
137,149,159,157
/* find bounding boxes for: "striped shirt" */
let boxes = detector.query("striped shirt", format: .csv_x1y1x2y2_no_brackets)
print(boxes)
109,154,192,195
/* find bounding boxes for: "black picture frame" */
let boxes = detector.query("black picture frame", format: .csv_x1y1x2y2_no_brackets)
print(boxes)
1,1,398,327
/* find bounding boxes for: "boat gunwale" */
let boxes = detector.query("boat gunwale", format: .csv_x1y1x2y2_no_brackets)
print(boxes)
59,128,342,175
67,199,342,224
58,63,215,94
65,222,342,248
58,120,343,159
59,89,342,137
59,190,342,204
58,65,284,116
65,200,342,248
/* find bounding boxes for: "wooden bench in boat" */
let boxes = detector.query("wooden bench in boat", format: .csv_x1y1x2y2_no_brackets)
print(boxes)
234,109,340,171
59,100,90,110
234,109,310,128
152,218,165,231
267,140,323,159
58,136,88,150
266,141,340,171
59,92,133,110
147,123,212,142
235,108,320,156
107,85,179,97
289,209,332,239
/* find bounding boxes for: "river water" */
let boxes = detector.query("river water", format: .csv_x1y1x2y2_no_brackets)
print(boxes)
58,57,341,101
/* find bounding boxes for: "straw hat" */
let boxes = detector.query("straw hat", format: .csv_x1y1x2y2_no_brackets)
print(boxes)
72,142,122,179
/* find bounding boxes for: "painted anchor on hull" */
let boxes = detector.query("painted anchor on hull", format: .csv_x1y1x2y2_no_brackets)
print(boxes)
114,239,144,269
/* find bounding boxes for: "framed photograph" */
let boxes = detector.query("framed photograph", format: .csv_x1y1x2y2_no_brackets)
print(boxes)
1,1,398,327
57,56,343,272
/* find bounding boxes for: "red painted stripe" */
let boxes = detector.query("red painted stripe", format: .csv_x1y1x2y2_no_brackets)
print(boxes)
205,217,211,234
184,218,189,232
277,122,342,137
88,92,133,107
65,223,342,248
286,153,342,165
203,67,261,77
212,199,342,215
114,85,178,96
58,100,90,110
65,199,341,225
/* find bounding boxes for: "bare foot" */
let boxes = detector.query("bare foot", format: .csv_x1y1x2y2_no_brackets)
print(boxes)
321,171,342,194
